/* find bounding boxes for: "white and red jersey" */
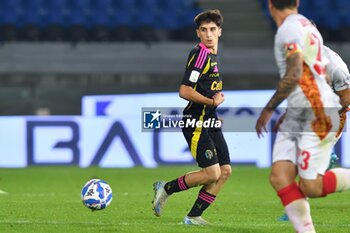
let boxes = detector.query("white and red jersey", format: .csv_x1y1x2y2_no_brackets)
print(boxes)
274,14,340,113
324,46,350,92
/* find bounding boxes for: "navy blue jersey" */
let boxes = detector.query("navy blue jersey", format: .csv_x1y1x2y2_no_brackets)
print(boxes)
181,43,223,117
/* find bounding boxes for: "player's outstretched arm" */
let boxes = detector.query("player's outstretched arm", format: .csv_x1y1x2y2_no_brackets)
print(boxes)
266,52,303,110
255,109,273,138
256,52,303,137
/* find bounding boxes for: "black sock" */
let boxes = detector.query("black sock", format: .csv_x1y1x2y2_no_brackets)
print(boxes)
188,189,216,217
164,175,189,195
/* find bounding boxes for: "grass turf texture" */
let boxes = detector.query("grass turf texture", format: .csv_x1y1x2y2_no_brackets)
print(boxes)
0,166,350,233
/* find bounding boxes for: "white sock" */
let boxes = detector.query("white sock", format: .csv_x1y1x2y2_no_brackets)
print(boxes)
331,168,350,192
285,199,315,233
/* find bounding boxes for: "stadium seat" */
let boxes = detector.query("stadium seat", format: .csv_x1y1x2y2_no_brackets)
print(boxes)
48,0,67,9
42,8,66,41
20,9,42,41
160,0,179,10
180,0,196,9
22,0,45,9
2,0,22,9
134,8,157,43
322,12,342,30
157,9,179,30
0,8,19,41
66,8,89,42
155,9,179,41
320,12,342,41
138,0,160,9
110,10,134,41
71,0,91,9
334,0,350,21
89,8,111,41
176,8,201,41
310,0,331,10
334,0,350,10
311,0,332,21
302,11,320,25
22,11,40,27
136,9,156,27
115,0,137,10
93,0,113,9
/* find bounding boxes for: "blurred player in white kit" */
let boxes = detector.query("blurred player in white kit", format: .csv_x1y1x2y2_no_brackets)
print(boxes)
256,0,350,232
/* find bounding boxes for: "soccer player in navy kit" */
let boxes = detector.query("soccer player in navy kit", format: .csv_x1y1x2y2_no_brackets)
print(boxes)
152,9,231,225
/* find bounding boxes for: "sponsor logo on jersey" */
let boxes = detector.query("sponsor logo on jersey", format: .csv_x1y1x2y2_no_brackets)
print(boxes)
211,81,222,91
209,73,220,78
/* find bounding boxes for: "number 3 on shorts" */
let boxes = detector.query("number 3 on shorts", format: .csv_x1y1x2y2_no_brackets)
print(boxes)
298,150,310,170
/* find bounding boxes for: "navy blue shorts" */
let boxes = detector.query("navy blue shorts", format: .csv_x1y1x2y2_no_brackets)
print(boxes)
182,127,230,168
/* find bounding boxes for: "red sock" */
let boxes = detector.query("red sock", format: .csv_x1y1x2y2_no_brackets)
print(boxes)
322,171,337,197
277,182,305,206
278,183,315,233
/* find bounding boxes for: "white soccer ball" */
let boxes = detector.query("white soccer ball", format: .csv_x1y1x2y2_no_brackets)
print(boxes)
81,179,113,210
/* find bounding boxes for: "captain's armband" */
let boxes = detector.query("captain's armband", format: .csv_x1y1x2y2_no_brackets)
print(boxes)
285,43,302,58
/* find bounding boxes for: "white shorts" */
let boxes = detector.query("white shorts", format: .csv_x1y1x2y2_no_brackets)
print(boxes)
272,114,340,180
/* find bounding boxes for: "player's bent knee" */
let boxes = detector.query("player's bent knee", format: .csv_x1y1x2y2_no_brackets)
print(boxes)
269,173,283,188
208,172,221,183
202,168,221,184
202,175,219,185
220,166,232,181
269,173,294,191
269,161,297,190
203,164,221,181
269,175,278,189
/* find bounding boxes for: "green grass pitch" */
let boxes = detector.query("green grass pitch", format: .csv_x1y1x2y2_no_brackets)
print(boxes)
0,166,350,233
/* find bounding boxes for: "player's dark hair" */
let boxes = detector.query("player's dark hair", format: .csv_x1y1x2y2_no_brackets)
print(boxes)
194,9,223,28
271,0,297,10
